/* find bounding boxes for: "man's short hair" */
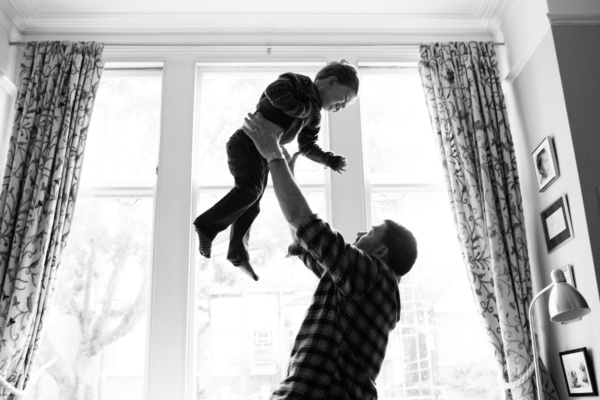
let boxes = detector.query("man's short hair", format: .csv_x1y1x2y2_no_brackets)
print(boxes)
382,220,417,277
315,59,360,95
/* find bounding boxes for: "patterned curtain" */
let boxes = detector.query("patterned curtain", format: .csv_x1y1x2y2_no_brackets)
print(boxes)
417,42,558,400
0,41,104,398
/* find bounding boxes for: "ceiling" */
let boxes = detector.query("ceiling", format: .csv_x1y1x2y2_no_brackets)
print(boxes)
0,0,509,46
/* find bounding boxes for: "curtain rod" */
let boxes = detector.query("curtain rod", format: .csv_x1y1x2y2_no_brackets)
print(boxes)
8,42,505,47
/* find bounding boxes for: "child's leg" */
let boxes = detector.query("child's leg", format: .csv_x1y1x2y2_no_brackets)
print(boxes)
226,165,268,263
193,132,266,257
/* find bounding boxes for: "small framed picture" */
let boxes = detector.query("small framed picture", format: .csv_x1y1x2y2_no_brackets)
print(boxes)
532,136,560,192
559,348,598,396
541,194,574,253
561,264,576,287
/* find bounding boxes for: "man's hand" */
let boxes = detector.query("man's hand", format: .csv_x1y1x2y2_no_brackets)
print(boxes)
243,112,284,159
243,113,313,230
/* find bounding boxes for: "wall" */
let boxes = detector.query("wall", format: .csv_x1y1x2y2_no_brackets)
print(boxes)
552,23,600,326
0,18,18,167
501,2,600,398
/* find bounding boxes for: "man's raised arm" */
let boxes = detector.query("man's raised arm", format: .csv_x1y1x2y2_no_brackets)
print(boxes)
242,112,313,232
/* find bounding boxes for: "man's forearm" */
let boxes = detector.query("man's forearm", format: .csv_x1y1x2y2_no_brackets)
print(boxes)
268,159,313,231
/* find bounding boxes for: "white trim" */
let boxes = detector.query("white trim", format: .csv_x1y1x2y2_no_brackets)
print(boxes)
502,15,551,87
145,57,196,400
6,0,38,18
474,0,517,42
9,13,494,46
0,7,23,43
548,13,600,25
100,45,422,64
0,0,35,35
17,12,489,32
0,69,17,96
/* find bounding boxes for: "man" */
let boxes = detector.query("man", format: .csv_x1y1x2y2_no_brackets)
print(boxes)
242,112,418,400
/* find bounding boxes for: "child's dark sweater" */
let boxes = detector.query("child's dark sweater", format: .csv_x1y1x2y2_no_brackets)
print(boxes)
254,72,338,169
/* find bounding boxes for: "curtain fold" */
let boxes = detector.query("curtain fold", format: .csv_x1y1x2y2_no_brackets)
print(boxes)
417,42,558,400
0,41,104,398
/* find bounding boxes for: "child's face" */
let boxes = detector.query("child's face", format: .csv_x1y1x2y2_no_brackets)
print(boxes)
319,78,357,113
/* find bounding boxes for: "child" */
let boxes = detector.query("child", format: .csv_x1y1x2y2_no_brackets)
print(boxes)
193,60,359,281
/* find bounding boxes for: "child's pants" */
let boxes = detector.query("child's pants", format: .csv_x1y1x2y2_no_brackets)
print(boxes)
194,129,269,263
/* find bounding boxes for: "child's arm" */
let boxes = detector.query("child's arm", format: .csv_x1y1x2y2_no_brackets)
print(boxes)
298,126,347,173
265,73,347,173
264,73,317,119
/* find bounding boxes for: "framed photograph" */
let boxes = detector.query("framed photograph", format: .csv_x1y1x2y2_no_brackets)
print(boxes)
561,264,576,287
532,136,560,192
541,194,574,253
559,348,598,396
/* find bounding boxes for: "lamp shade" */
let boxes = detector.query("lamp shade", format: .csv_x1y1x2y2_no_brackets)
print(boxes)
548,269,591,323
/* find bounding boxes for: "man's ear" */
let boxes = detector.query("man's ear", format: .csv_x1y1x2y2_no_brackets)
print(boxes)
376,244,388,261
328,76,337,87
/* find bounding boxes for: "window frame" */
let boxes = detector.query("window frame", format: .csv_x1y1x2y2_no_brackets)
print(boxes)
93,46,503,400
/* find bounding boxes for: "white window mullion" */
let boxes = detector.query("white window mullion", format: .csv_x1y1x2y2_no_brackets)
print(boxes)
327,87,368,241
146,57,196,400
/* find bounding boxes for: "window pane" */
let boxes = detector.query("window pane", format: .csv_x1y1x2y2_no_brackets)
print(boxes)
360,70,443,185
193,66,329,399
25,68,160,400
194,191,326,399
371,193,500,400
195,69,326,187
362,67,500,400
26,198,153,400
80,71,162,186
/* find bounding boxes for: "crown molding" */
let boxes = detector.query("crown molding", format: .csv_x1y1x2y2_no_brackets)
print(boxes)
0,7,24,42
473,0,518,41
548,14,600,25
15,12,492,39
2,0,37,31
502,15,550,87
99,44,422,61
472,0,499,20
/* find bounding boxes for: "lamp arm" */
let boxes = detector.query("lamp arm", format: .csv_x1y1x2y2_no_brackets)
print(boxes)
529,283,553,400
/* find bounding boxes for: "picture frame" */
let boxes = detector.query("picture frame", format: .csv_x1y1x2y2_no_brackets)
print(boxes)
561,264,576,287
540,194,574,253
559,348,598,396
532,136,560,192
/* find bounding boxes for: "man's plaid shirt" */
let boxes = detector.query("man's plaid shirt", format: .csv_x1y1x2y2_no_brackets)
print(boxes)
271,217,402,400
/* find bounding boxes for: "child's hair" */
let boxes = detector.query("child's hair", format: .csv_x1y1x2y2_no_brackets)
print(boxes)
315,60,360,95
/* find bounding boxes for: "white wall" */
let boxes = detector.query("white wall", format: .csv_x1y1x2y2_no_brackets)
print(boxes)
503,0,600,398
0,19,18,168
505,29,600,398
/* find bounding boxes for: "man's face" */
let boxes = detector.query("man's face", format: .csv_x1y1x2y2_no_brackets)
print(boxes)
354,222,388,254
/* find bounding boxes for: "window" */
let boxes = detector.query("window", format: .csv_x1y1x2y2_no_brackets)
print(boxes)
21,55,503,400
360,66,500,399
193,65,328,400
25,66,162,400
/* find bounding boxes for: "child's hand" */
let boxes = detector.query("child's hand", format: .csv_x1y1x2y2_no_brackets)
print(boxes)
328,155,347,174
281,147,301,176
